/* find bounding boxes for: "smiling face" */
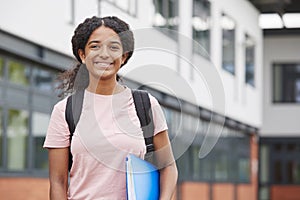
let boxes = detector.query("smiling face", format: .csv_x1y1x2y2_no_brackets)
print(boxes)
78,26,127,82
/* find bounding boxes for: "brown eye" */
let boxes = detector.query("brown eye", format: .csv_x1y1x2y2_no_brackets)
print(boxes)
90,45,100,49
110,45,120,51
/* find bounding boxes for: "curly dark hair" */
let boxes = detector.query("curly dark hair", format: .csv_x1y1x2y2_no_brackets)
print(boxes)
57,16,135,97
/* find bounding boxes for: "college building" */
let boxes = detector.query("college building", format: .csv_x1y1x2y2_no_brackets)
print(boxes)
0,0,299,199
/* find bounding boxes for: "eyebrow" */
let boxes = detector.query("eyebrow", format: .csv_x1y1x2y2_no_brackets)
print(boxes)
87,40,121,46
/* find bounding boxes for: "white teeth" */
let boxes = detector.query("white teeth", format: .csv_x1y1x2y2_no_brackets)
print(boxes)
94,62,111,68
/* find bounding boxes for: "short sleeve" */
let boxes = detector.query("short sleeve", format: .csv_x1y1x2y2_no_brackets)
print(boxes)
43,98,70,148
149,94,168,136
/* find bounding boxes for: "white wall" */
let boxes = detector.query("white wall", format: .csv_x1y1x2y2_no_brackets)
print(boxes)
205,0,263,127
0,0,76,55
261,36,300,136
0,0,263,128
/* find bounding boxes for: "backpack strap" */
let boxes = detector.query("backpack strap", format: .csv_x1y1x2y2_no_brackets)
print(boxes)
131,89,155,154
65,90,84,171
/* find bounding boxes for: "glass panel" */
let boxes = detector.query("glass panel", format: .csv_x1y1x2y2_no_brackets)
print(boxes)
128,0,137,15
7,109,29,170
168,0,178,31
32,112,50,169
172,110,182,136
260,145,270,183
274,143,282,151
222,13,235,74
183,113,192,132
107,0,136,16
162,107,173,135
287,143,296,151
0,57,4,80
296,162,300,183
273,64,300,103
8,60,30,86
32,67,54,92
215,152,228,181
287,161,300,184
259,186,269,200
153,0,179,36
115,0,129,11
192,0,211,57
160,109,251,183
0,107,2,167
245,34,255,86
238,158,250,182
192,146,200,180
176,149,190,180
200,152,212,181
196,125,251,183
274,160,282,183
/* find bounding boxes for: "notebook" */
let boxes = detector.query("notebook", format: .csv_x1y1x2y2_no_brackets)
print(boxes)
126,154,160,200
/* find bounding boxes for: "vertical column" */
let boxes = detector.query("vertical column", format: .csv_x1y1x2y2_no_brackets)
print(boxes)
209,1,222,71
178,0,193,79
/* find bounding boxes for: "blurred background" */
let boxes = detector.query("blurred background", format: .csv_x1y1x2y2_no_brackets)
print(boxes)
0,0,300,199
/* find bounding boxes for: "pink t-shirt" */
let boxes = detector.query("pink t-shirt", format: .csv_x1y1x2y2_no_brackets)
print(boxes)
43,87,168,200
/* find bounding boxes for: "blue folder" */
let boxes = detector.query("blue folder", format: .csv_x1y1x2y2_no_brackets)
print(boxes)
126,154,160,200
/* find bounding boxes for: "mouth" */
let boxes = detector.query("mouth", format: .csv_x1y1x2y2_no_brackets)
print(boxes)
93,61,113,69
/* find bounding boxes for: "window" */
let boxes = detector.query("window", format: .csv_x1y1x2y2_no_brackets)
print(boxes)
32,112,50,169
7,109,29,170
192,146,201,180
0,53,62,175
32,67,55,92
273,63,300,103
0,107,2,168
200,150,212,180
69,0,75,25
260,139,300,187
153,0,179,37
192,0,211,57
177,122,251,183
215,129,250,182
8,60,30,86
287,161,300,184
239,157,250,182
214,150,229,181
0,57,4,80
161,107,182,139
105,0,137,16
245,34,255,86
222,13,236,74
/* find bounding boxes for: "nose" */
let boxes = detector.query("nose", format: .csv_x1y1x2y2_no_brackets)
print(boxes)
98,45,109,59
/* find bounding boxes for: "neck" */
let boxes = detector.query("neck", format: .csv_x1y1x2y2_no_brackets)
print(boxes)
87,76,124,95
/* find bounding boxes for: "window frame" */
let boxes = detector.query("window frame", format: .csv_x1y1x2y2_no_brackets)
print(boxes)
0,53,60,176
221,13,236,75
104,0,138,17
245,33,255,87
152,0,179,39
192,0,211,58
272,63,300,103
176,119,251,183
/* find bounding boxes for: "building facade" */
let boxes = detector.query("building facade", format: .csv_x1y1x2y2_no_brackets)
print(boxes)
259,35,300,200
0,0,263,199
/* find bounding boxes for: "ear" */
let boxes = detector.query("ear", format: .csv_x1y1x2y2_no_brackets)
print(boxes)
122,53,128,65
78,49,86,64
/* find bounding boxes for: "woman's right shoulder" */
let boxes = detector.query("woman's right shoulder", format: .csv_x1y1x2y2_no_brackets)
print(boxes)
52,97,69,113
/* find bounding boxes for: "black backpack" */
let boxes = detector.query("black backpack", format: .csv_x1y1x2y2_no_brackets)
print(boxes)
65,89,155,171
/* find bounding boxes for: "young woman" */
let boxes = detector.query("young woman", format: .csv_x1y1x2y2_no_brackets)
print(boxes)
43,16,178,200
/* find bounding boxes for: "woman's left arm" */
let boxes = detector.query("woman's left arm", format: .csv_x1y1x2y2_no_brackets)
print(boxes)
153,130,178,200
